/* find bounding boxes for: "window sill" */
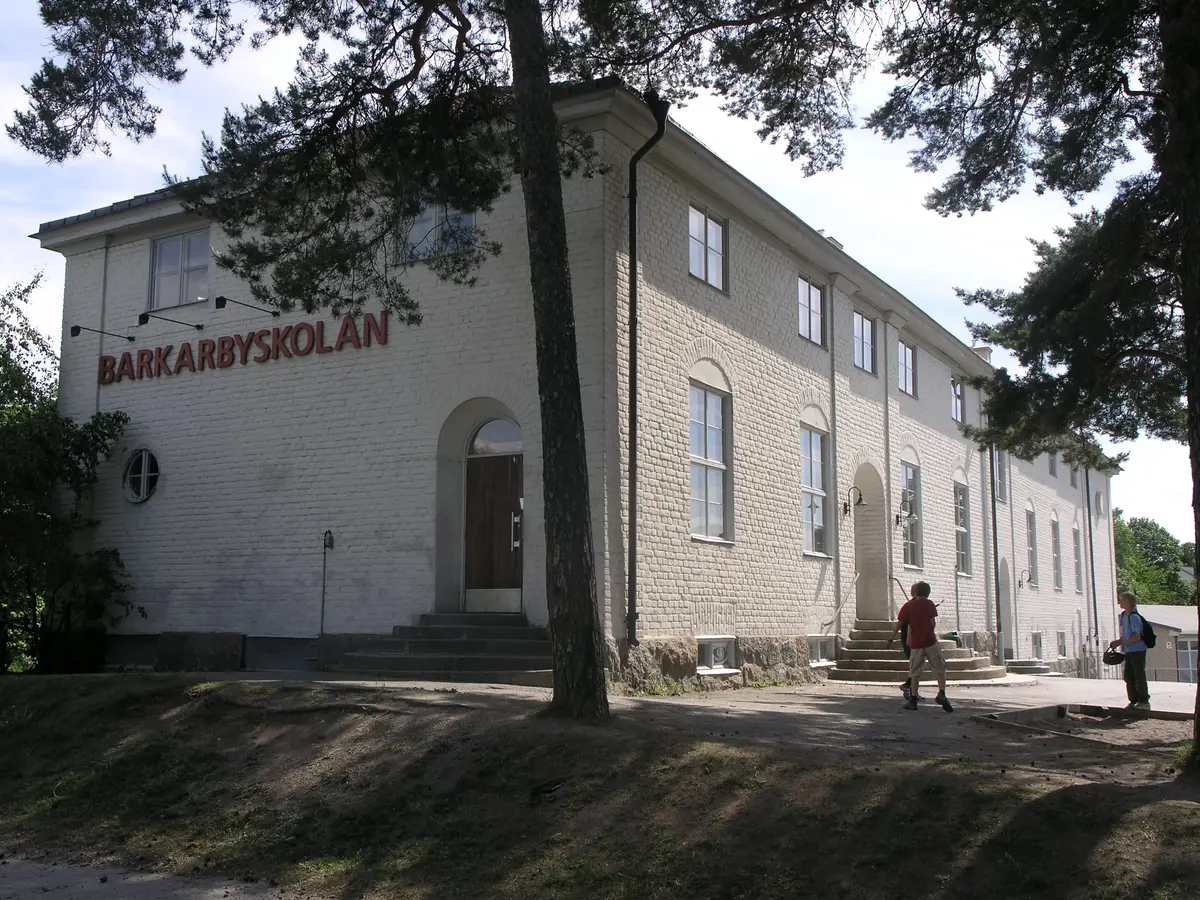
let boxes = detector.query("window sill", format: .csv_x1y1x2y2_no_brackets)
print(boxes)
148,297,210,313
853,365,878,377
697,666,741,677
691,535,734,546
798,335,827,351
955,571,973,578
902,564,924,572
809,660,836,671
803,551,833,561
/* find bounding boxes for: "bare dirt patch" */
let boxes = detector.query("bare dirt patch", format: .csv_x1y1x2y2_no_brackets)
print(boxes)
1,676,1197,900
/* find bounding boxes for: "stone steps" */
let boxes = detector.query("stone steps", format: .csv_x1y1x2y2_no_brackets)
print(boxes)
833,656,996,672
830,617,1007,684
839,646,974,661
828,665,1008,683
1006,658,1053,675
844,639,960,651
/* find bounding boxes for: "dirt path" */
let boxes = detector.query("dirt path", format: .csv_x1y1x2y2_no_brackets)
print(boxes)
0,857,279,900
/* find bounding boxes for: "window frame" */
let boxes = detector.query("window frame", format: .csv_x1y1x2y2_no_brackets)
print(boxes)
1032,631,1044,660
898,340,917,396
122,448,161,503
1049,452,1058,477
1057,631,1068,658
1051,518,1063,590
688,204,728,291
1026,509,1039,585
995,450,1009,503
800,426,829,556
853,311,876,374
150,228,210,311
901,462,922,567
400,204,475,260
689,383,731,540
951,376,965,423
953,482,971,575
1070,467,1079,488
798,275,824,346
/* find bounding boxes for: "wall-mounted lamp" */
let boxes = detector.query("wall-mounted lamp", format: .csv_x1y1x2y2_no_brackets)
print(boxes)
842,486,866,517
215,295,281,317
1018,568,1031,589
137,311,203,330
894,499,918,527
323,529,335,550
70,324,134,342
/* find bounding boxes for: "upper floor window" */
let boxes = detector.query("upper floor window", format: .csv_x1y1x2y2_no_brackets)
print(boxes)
953,482,971,574
689,204,726,290
951,377,965,423
1025,508,1039,585
898,341,917,396
403,204,474,259
995,449,1009,502
798,276,823,346
800,427,828,554
1070,467,1079,488
151,229,210,310
1048,452,1058,477
1051,518,1063,590
853,311,875,374
901,462,922,567
689,384,729,539
1073,527,1084,592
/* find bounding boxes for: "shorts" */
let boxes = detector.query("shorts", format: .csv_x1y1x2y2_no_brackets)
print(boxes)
909,642,947,677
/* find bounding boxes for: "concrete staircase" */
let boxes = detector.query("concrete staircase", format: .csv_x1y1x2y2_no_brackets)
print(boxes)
828,618,1007,683
332,613,553,686
1005,658,1054,676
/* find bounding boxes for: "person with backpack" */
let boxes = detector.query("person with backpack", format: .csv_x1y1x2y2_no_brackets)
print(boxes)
887,581,953,712
1109,591,1155,709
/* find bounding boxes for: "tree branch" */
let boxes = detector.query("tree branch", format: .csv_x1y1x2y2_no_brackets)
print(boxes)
1118,72,1161,101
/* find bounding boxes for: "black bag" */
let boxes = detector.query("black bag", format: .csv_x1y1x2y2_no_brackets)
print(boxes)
1137,614,1157,649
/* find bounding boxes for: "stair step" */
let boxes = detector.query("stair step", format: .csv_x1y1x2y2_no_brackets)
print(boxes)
845,639,959,651
363,637,551,656
339,653,551,673
839,647,974,661
418,613,530,627
830,657,993,672
828,665,1008,683
853,619,899,630
329,667,553,687
392,624,549,640
1006,663,1052,675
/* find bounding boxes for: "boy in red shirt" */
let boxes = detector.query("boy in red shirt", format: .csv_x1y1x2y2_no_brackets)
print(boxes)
887,581,953,712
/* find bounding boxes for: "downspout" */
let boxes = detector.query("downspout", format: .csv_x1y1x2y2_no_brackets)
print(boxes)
626,88,671,648
881,319,895,618
95,235,111,415
989,445,1003,661
827,281,841,635
1084,468,1102,675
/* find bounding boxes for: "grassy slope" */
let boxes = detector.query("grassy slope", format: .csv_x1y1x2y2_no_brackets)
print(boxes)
0,677,1197,900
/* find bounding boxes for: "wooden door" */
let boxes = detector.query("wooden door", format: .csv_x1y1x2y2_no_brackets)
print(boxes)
464,453,523,610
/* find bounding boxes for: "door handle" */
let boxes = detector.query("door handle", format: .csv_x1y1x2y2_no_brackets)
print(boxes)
511,513,522,550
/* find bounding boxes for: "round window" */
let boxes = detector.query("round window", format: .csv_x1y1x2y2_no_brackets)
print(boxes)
123,449,160,503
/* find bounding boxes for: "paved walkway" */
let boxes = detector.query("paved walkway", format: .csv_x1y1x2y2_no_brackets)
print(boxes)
0,859,279,900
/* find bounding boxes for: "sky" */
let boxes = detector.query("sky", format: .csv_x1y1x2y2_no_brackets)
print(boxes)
0,3,1193,543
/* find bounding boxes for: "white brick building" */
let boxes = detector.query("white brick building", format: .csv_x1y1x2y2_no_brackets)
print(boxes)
37,82,1119,678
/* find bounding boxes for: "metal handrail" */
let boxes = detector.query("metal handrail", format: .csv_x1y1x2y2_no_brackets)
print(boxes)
822,571,860,633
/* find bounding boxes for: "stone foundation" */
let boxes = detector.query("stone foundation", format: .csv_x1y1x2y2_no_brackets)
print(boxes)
609,635,821,693
155,632,245,671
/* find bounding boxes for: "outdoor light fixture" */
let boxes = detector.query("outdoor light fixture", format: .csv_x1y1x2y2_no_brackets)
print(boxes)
215,295,281,317
842,486,866,517
323,529,334,550
70,324,134,342
894,499,918,526
1018,568,1032,589
137,312,203,330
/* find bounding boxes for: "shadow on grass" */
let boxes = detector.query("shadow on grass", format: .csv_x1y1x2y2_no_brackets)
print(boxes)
0,676,1197,900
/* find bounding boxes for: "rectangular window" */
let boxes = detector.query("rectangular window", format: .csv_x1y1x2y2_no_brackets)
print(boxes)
954,483,971,574
995,450,1009,502
801,427,828,555
1180,639,1198,684
1057,631,1068,658
403,205,475,259
689,385,728,539
1049,452,1058,477
901,462,922,567
898,341,917,396
1026,510,1039,584
798,276,823,345
151,229,210,309
689,205,726,290
951,377,965,423
1032,632,1044,660
1051,520,1062,590
1073,527,1084,592
1070,467,1079,488
853,311,875,373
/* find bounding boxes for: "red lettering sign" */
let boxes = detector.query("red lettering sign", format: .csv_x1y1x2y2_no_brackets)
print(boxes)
95,314,387,385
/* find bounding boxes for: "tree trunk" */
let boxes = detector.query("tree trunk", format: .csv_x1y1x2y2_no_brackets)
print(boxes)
1160,0,1200,769
503,0,610,719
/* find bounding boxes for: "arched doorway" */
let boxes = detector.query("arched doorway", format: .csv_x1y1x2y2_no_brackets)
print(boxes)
463,418,524,612
852,462,888,621
999,559,1013,659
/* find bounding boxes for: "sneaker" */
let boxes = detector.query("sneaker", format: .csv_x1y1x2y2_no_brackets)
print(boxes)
903,698,919,710
936,692,954,713
1126,702,1139,709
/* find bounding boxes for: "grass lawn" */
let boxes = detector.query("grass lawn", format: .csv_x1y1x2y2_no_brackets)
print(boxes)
0,676,1197,899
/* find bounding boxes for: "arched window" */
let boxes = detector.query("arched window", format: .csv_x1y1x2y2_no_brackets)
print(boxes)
469,419,522,456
